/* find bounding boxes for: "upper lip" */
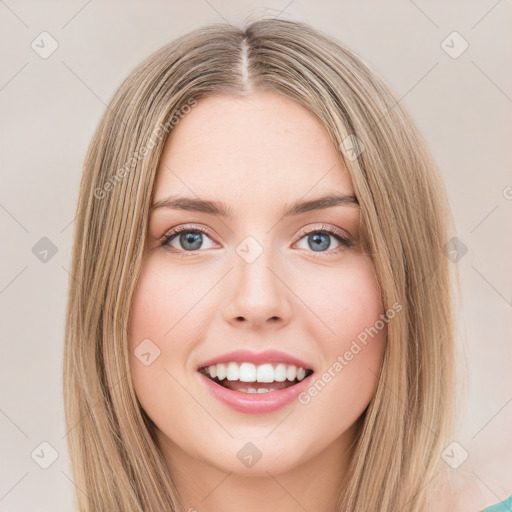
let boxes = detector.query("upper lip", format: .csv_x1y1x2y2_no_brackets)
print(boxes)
198,349,314,371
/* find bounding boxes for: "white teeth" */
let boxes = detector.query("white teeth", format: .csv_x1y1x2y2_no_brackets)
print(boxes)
274,363,287,382
216,364,226,380
286,365,297,381
203,362,310,383
226,362,239,381
238,388,275,394
256,363,274,383
239,362,257,382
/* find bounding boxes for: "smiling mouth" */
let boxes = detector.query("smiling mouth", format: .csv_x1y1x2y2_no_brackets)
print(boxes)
198,362,314,393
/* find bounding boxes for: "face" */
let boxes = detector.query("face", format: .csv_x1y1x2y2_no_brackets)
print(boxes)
128,91,386,480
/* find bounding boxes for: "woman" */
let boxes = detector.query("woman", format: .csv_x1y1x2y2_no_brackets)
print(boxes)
63,17,509,511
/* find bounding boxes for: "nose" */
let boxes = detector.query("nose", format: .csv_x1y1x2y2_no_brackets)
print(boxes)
223,243,293,330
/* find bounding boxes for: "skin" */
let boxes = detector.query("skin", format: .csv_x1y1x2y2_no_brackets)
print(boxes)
128,91,387,512
433,467,512,512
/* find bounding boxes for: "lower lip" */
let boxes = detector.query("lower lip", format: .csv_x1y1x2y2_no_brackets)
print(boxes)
198,372,313,414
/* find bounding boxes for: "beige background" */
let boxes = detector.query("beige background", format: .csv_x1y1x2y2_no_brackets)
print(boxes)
1,1,511,510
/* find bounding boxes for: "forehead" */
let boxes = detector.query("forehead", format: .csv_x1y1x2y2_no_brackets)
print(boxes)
153,92,353,206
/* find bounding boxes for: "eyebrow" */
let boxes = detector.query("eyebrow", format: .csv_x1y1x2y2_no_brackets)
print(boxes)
150,192,359,218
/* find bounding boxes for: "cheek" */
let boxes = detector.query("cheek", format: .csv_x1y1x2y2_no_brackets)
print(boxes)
127,258,199,409
294,257,386,418
128,254,210,352
128,258,214,455
296,257,384,346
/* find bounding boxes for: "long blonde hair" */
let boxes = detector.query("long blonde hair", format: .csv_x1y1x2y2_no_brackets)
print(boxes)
63,18,457,511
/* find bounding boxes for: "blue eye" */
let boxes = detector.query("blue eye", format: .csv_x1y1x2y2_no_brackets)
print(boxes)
162,226,214,254
295,227,353,254
161,224,354,256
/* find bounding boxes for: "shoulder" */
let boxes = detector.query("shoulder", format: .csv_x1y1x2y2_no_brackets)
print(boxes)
429,467,512,512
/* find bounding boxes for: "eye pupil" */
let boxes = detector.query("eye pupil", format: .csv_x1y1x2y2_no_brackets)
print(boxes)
181,232,202,250
309,233,330,251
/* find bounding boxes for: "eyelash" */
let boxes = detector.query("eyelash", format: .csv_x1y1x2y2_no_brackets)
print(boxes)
161,224,354,258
